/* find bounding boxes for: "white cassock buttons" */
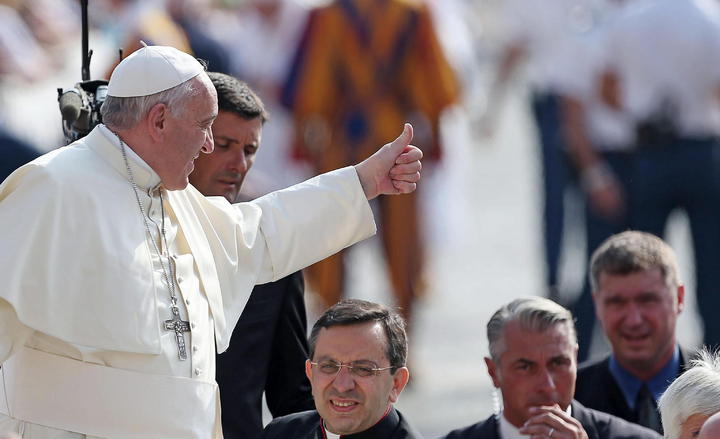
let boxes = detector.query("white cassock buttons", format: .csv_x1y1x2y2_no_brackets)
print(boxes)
194,368,202,376
191,322,196,330
192,345,198,353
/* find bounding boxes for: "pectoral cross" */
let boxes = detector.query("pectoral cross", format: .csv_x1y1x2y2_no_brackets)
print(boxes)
164,309,191,361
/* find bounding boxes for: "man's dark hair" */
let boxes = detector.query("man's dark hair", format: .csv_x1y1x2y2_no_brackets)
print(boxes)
308,299,408,373
207,71,269,123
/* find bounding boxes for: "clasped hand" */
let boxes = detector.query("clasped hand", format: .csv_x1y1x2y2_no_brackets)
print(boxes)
518,406,589,439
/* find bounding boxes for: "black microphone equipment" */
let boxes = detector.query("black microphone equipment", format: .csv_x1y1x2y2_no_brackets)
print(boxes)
57,0,115,144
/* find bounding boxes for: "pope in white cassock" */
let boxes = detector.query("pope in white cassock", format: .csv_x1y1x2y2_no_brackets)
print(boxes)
0,45,423,438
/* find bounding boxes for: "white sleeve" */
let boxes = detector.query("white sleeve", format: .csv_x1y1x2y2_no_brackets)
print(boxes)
249,166,376,284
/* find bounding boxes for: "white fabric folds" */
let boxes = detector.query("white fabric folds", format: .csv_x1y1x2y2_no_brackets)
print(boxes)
0,347,220,438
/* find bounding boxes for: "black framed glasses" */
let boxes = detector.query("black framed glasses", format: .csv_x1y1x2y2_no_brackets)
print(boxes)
309,360,394,378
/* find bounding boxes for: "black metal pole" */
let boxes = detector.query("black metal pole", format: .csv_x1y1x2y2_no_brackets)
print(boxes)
81,0,90,81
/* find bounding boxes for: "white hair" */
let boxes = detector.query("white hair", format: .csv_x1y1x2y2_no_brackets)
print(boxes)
100,76,201,130
659,349,720,439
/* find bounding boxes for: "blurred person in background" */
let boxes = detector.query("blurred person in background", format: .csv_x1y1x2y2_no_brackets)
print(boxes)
598,0,720,351
559,0,637,360
658,349,720,439
189,71,314,438
281,0,459,329
0,1,45,181
97,0,193,78
481,0,602,304
166,0,231,74
575,231,689,434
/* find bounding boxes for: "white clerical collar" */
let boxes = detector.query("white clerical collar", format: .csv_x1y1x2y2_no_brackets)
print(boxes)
499,406,572,439
98,124,162,192
323,423,341,439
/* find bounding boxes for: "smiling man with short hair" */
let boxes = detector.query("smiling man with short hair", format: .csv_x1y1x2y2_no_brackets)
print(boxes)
575,231,689,434
262,299,421,438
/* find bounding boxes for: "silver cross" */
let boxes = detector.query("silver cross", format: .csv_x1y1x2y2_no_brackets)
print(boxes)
164,308,191,360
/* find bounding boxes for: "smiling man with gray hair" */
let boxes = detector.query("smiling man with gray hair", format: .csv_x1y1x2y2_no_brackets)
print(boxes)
442,297,661,439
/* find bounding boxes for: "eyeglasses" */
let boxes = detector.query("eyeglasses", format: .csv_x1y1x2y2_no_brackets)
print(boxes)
309,360,394,378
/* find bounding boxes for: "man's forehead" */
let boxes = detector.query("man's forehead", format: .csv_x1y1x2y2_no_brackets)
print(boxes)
502,322,574,358
596,267,672,295
213,111,263,139
315,323,387,357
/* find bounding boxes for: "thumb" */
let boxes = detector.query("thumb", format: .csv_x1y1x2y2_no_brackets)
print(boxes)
387,123,413,154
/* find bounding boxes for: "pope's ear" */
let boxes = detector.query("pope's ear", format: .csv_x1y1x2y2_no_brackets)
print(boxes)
146,103,169,141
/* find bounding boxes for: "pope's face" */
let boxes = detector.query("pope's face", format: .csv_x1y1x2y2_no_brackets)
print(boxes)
189,111,262,202
485,322,577,428
594,268,683,374
306,322,409,435
162,74,217,190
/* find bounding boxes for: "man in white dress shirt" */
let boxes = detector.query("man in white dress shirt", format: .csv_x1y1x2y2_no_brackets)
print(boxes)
441,297,661,439
0,44,422,438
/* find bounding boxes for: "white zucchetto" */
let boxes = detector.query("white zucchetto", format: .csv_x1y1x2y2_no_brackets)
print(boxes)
107,45,205,98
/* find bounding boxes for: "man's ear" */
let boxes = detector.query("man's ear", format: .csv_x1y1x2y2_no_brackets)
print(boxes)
305,359,313,381
676,284,686,314
146,103,169,142
388,367,410,404
485,356,501,388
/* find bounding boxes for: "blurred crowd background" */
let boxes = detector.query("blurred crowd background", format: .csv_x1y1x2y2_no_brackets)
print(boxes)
1,0,718,436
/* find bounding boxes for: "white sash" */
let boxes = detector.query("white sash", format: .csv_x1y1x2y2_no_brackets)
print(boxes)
0,347,222,438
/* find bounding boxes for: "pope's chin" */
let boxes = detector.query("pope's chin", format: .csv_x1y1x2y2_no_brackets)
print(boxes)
165,163,196,191
163,174,192,191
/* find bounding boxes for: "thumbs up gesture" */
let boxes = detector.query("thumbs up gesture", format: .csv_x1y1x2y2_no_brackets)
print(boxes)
354,124,423,200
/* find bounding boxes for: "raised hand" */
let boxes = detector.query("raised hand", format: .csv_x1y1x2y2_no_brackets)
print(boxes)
354,124,423,200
